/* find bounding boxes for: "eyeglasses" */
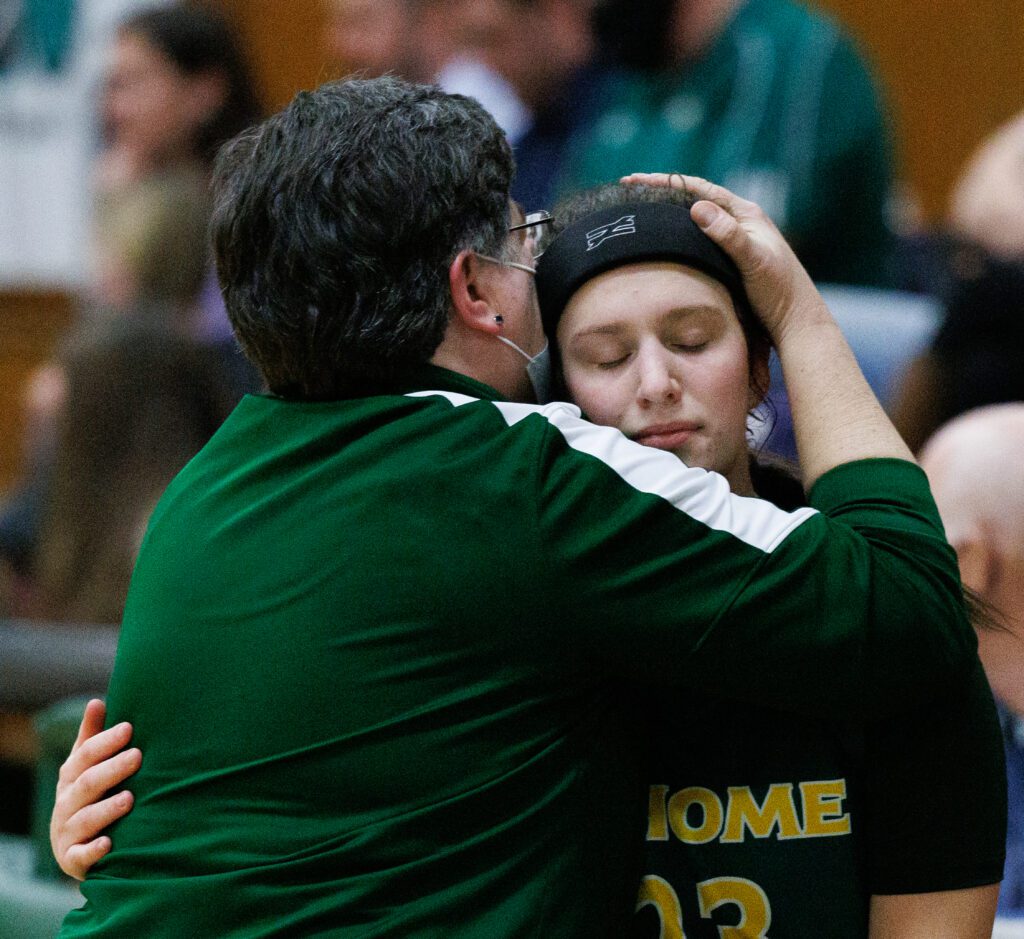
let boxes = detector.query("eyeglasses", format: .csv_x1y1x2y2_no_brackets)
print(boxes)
508,210,553,259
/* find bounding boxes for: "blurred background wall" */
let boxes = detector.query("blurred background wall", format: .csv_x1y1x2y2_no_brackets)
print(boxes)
212,0,1024,222
823,0,1023,222
1,0,1022,489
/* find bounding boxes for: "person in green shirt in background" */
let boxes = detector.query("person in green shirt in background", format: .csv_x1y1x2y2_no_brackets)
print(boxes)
560,0,894,286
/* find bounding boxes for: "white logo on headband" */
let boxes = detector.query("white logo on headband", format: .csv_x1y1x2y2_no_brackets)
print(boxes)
585,215,637,251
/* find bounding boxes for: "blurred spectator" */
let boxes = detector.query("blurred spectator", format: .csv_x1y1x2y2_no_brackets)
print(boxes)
890,250,1024,453
557,0,895,286
323,0,464,84
97,3,260,185
92,161,212,319
920,403,1024,917
948,111,1024,263
92,3,262,336
436,0,608,210
0,0,158,285
0,4,263,616
0,319,235,833
323,0,415,78
321,0,607,209
890,109,1024,451
28,319,239,625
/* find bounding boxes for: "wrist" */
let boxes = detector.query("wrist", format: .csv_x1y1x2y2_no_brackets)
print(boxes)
770,292,835,349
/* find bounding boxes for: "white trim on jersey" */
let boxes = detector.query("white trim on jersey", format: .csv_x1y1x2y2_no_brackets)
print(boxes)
405,390,818,553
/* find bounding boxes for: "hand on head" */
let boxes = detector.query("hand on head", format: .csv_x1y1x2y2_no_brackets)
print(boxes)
620,173,825,343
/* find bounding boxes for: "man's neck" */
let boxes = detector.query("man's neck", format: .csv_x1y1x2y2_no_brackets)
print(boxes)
429,343,531,403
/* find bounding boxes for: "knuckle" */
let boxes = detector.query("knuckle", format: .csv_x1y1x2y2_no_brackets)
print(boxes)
57,759,74,785
711,217,738,240
63,853,86,881
75,764,103,800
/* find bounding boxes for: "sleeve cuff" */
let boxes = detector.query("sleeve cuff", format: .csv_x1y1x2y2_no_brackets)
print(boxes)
808,458,943,531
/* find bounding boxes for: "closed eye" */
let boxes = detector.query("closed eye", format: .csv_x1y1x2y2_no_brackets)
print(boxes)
672,341,709,352
596,354,631,369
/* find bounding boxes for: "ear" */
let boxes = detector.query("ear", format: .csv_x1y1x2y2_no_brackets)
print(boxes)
954,537,998,596
448,249,504,336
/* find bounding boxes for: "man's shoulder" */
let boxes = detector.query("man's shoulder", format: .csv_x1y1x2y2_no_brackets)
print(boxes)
405,389,582,427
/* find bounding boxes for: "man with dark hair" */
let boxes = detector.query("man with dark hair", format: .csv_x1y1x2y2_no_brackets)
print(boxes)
211,79,526,399
56,81,985,936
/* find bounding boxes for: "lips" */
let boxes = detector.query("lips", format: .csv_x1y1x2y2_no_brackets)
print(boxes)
632,422,701,450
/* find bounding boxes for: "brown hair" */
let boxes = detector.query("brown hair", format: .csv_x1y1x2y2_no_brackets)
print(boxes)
31,320,238,623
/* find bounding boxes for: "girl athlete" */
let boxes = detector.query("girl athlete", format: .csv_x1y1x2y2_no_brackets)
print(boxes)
533,177,1005,937
50,178,1005,937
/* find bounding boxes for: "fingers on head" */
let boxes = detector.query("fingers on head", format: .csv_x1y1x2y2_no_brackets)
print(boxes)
676,177,767,221
620,172,689,191
619,173,762,220
682,176,754,214
691,201,763,272
691,200,738,243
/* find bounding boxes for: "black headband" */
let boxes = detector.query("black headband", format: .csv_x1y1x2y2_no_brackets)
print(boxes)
535,201,751,336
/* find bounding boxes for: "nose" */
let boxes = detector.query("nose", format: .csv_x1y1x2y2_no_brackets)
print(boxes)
635,347,681,406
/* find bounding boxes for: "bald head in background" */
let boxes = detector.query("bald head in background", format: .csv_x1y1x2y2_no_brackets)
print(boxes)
920,403,1024,715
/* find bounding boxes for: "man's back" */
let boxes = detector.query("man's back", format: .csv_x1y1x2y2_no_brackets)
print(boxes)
62,379,645,936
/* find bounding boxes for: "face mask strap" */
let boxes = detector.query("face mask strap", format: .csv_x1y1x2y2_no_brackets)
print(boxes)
495,336,553,403
476,253,553,402
496,334,536,362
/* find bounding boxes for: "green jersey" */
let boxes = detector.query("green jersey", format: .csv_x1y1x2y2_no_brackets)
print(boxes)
63,365,980,937
634,659,1005,938
636,696,868,938
633,475,1005,939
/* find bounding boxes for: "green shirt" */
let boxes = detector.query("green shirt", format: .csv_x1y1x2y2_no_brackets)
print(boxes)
558,0,894,286
63,365,977,937
632,479,1005,938
636,696,869,938
634,658,1005,938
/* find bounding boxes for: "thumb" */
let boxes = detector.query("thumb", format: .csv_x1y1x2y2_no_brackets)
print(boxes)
691,200,758,272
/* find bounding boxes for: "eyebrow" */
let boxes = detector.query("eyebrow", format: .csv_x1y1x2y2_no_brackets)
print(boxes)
569,305,726,341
